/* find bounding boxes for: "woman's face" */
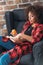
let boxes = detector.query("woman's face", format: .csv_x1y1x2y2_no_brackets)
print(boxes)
28,12,37,24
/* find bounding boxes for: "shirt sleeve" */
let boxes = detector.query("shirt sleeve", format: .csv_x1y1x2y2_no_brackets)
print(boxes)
31,25,43,44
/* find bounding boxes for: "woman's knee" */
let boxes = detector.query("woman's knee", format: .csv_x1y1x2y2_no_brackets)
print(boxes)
0,53,11,65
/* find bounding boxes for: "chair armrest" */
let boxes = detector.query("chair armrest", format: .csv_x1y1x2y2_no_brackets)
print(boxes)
33,40,43,65
33,40,43,58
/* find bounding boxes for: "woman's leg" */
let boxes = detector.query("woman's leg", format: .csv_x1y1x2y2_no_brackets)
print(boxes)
0,47,20,65
0,43,34,65
0,53,11,65
0,45,22,65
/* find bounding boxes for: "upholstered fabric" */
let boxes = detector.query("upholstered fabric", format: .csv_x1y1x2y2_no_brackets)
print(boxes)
5,8,27,35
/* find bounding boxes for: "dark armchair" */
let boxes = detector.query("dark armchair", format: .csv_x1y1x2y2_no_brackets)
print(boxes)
5,8,27,35
5,8,43,65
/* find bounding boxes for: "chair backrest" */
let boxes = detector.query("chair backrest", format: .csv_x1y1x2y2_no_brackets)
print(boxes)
5,8,27,35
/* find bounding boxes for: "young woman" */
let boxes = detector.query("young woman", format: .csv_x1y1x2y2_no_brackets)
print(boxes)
0,5,43,65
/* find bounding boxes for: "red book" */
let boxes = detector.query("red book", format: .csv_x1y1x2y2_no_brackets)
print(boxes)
2,36,9,42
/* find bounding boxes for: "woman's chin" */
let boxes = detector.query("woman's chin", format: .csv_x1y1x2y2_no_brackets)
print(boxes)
30,22,33,24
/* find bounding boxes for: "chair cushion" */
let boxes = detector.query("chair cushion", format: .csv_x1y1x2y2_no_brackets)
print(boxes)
20,53,34,65
16,21,25,33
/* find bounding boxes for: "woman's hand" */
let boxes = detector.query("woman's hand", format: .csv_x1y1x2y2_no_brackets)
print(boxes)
9,33,22,43
6,36,10,38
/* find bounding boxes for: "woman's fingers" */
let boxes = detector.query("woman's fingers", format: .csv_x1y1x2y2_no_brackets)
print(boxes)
6,36,10,38
10,37,15,42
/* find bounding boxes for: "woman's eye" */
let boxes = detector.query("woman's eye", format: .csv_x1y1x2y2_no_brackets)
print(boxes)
32,16,33,17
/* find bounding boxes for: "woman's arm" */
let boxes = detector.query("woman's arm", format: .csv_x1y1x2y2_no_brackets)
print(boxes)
8,34,23,44
8,33,33,43
20,25,43,43
22,24,43,43
19,33,33,42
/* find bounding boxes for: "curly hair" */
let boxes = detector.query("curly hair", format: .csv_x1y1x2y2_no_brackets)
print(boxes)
27,5,43,24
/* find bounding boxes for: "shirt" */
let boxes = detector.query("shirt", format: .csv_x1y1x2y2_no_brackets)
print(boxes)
22,21,43,44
